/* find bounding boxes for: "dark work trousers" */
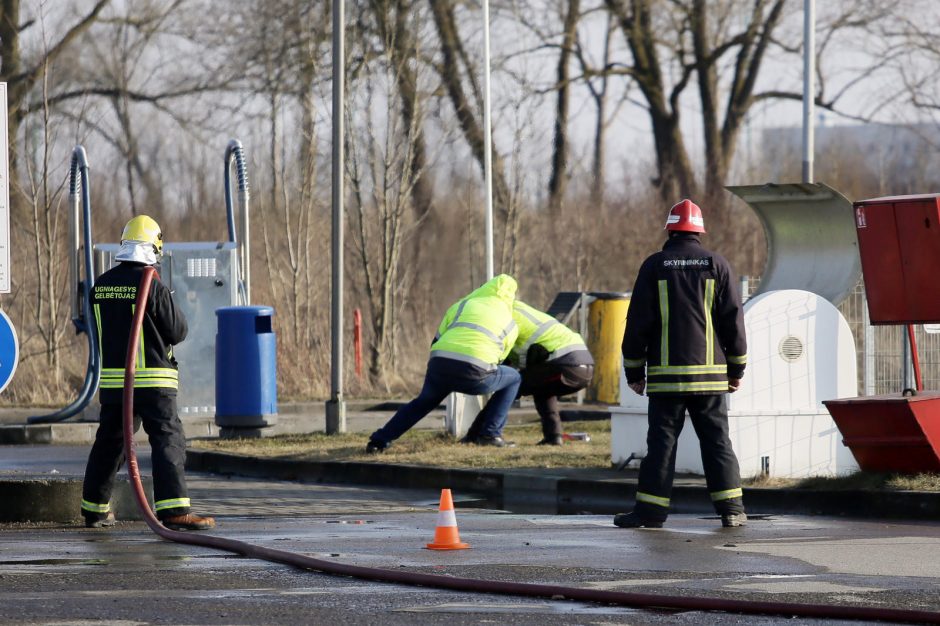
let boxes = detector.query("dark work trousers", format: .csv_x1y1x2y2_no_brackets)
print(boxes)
371,357,522,445
519,362,594,438
634,394,745,522
82,395,190,520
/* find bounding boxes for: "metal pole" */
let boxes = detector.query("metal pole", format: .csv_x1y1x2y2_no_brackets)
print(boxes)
902,328,912,392
802,0,815,184
326,0,347,433
863,291,875,396
239,182,251,305
68,164,81,323
482,0,494,280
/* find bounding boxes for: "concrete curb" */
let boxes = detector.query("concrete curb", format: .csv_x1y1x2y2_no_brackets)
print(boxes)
0,475,154,523
185,450,940,520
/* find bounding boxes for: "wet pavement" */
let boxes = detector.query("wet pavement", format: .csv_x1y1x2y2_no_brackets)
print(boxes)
3,446,940,624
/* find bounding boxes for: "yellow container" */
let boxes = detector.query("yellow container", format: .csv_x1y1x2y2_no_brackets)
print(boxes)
586,293,630,404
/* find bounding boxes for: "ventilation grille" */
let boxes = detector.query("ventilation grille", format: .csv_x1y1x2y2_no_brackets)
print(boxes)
186,258,217,277
779,336,804,362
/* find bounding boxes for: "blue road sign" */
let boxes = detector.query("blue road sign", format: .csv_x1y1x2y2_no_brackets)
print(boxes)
0,310,17,393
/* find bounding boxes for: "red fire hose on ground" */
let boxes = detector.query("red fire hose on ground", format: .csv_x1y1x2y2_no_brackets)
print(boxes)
123,266,940,624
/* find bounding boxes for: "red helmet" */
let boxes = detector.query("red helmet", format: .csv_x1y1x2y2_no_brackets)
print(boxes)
664,198,706,233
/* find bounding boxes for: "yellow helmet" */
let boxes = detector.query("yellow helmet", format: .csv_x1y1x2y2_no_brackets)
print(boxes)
121,215,163,255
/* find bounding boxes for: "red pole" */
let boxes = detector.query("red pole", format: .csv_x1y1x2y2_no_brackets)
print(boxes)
353,308,362,379
907,323,923,392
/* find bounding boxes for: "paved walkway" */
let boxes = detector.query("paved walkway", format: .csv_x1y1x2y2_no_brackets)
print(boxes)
4,401,940,522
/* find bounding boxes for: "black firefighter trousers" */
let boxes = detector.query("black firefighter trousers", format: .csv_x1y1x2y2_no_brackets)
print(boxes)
82,395,190,521
633,394,745,522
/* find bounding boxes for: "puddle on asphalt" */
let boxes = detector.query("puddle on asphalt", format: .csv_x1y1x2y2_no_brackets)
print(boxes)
0,558,109,566
396,601,641,616
0,554,240,568
451,497,777,519
700,514,772,522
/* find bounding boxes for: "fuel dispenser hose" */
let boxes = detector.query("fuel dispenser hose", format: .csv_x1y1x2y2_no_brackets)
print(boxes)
122,267,940,625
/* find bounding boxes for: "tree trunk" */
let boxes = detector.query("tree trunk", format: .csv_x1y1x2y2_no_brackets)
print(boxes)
547,0,580,214
589,12,615,207
607,0,697,202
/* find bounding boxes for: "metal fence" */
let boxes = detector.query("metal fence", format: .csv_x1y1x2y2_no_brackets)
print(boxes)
742,278,940,396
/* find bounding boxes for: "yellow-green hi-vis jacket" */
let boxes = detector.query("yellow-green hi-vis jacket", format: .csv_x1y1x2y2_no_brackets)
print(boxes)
430,274,519,371
511,300,589,368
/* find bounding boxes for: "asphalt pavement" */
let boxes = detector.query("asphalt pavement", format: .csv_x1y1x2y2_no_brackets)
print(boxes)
3,444,940,624
4,401,940,624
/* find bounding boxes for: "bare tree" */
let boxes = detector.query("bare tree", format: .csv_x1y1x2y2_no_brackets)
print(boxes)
346,56,424,387
427,0,511,219
546,0,581,214
0,0,110,215
600,0,898,211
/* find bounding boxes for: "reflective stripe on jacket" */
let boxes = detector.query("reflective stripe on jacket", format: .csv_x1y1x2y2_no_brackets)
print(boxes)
621,233,747,395
93,262,187,402
430,274,519,370
511,300,591,368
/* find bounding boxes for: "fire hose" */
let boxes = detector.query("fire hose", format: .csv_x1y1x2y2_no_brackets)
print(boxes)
123,266,940,624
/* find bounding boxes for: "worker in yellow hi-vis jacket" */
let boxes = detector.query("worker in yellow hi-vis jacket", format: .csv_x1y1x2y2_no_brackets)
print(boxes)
367,274,521,452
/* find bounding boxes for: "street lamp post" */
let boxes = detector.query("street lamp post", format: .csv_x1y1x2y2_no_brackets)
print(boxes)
802,0,815,184
326,0,347,434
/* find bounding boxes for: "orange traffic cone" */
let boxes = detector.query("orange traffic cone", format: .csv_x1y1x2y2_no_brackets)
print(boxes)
426,488,470,550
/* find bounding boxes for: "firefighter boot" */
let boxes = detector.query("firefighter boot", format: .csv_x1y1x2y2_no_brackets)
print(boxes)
84,512,116,529
161,514,216,531
721,512,747,528
613,511,663,529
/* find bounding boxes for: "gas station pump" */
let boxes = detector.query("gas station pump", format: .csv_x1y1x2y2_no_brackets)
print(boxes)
29,147,99,423
31,140,253,422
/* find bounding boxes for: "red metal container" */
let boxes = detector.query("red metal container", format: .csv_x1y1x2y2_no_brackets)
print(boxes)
854,194,940,324
824,393,940,473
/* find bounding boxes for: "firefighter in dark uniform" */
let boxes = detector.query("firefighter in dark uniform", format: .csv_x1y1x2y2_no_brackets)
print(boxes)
81,215,214,531
615,199,748,529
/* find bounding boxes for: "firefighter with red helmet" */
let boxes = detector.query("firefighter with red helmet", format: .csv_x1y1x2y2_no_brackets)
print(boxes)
615,199,748,528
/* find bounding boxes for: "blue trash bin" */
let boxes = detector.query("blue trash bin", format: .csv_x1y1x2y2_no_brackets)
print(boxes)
215,306,278,429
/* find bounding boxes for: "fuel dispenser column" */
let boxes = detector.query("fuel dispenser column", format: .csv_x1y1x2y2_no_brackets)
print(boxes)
215,306,278,436
586,292,630,404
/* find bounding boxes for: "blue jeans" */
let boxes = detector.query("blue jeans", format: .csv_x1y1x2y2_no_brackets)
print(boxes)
370,357,522,445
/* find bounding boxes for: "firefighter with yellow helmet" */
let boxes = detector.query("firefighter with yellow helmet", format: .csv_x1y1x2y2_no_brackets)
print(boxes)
81,215,215,531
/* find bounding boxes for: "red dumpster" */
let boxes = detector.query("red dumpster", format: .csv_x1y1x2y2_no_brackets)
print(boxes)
825,193,940,473
854,194,940,324
824,393,940,473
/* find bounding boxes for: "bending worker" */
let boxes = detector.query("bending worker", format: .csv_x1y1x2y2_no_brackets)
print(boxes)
367,274,521,452
615,199,748,529
467,300,593,445
81,215,214,531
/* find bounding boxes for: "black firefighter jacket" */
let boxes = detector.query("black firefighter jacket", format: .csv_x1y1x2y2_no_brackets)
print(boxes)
92,262,187,404
622,233,747,395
